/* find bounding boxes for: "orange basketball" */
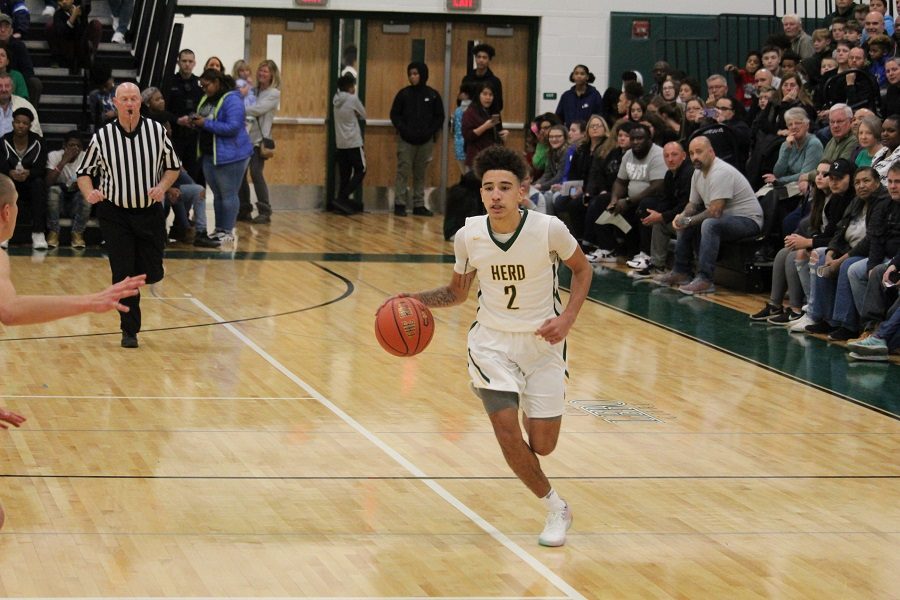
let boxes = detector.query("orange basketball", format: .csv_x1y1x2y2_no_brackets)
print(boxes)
375,297,435,357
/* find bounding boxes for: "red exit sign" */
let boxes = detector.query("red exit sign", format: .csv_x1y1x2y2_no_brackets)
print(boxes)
447,0,480,11
295,0,327,6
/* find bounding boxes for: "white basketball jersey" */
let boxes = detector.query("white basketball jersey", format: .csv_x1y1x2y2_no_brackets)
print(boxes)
459,210,565,332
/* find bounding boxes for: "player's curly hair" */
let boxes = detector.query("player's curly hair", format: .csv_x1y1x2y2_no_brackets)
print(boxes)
473,146,528,182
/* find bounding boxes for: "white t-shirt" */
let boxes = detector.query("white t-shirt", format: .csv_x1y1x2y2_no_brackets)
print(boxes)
617,144,666,197
47,149,85,191
689,158,764,228
454,210,577,332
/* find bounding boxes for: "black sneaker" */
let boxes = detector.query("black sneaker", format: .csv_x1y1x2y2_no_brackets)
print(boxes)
332,199,357,216
630,266,665,280
412,206,434,217
750,303,782,321
394,204,407,217
767,308,802,325
251,214,271,224
828,327,859,341
121,332,139,348
805,321,835,335
193,232,221,248
236,213,253,223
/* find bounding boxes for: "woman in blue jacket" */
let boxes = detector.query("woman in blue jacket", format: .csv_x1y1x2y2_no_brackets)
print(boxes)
190,68,253,243
555,65,604,128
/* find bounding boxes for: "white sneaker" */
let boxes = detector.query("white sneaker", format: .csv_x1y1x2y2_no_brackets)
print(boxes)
31,232,48,250
789,313,815,333
538,504,572,547
586,248,616,264
111,31,126,44
626,255,651,269
0,239,7,249
42,5,55,17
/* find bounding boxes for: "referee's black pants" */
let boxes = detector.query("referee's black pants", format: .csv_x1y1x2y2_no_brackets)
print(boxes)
96,201,166,336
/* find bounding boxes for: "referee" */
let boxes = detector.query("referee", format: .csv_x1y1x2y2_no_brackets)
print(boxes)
77,82,181,348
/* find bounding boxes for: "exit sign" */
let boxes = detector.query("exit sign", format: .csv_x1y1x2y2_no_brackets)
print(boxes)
295,0,327,6
447,0,479,11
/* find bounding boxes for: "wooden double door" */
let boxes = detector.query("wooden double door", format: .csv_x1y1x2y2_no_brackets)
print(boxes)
247,15,533,200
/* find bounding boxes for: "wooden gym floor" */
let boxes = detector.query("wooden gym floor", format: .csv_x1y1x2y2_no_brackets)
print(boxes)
0,211,897,599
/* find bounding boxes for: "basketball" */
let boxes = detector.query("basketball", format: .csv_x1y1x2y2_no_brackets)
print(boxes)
375,297,435,357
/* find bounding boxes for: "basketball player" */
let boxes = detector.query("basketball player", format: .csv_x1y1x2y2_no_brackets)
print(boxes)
0,173,146,427
386,145,592,546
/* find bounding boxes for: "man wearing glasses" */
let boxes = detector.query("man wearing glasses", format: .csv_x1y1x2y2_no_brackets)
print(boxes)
797,103,857,195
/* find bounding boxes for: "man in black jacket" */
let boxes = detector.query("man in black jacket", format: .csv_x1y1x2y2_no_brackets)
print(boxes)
461,43,503,114
389,61,444,216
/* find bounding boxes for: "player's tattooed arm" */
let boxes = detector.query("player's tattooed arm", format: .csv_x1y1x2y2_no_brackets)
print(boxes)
413,271,475,308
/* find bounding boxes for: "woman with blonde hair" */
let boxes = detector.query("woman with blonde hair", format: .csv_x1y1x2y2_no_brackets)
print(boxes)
238,59,281,224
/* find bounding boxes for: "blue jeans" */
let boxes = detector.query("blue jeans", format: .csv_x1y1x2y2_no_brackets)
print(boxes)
673,215,761,281
202,155,250,234
180,183,206,232
47,185,90,233
832,256,866,330
108,0,134,34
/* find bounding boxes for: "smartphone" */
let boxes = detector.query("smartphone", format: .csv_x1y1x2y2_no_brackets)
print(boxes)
703,107,717,118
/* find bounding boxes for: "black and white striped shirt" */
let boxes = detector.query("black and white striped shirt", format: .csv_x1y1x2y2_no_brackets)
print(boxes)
76,117,181,209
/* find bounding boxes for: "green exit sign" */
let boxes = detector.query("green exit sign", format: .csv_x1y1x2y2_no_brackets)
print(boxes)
543,92,557,100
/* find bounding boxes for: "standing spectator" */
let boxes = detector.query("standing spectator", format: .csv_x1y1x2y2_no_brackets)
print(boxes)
238,59,280,224
203,56,223,72
48,0,102,73
461,43,503,114
648,61,671,97
331,72,366,216
168,49,203,184
189,69,253,242
389,61,444,217
462,81,508,170
868,0,895,36
45,130,88,248
653,136,763,295
823,0,859,28
725,50,762,109
0,107,46,249
75,82,181,348
231,59,256,109
783,14,814,60
108,0,133,44
451,84,471,174
555,64,603,127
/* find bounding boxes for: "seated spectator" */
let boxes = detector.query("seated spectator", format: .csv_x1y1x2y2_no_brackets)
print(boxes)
761,46,784,81
653,136,763,295
725,50,762,109
45,130,88,248
461,81,508,169
87,63,115,130
830,17,848,42
0,0,31,39
845,19,863,45
678,77,701,106
868,0,895,36
780,50,803,81
854,115,883,167
783,13,814,60
108,0,133,45
704,74,729,107
798,103,857,195
763,107,824,189
589,123,665,263
882,58,900,117
871,114,900,185
555,64,603,127
659,79,679,106
48,0,102,74
0,74,39,137
627,97,647,123
0,107,46,248
824,1,856,29
804,165,889,339
582,120,630,234
630,141,693,278
847,276,900,358
801,29,834,89
866,34,892,89
680,96,711,147
0,14,40,104
553,114,607,238
777,74,817,129
0,46,25,100
862,9,887,43
527,113,559,180
529,124,568,212
713,95,751,165
751,160,835,323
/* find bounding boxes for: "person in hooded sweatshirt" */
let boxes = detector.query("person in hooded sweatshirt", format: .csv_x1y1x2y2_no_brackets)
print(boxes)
332,72,367,216
389,61,444,217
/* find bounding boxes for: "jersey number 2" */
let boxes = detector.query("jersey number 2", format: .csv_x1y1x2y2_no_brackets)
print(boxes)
504,285,519,310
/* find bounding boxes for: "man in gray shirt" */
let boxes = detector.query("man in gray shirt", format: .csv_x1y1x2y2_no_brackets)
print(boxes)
654,136,763,295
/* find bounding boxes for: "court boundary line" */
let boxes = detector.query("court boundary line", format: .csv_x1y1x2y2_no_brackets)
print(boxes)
0,395,314,400
189,297,588,600
2,597,567,600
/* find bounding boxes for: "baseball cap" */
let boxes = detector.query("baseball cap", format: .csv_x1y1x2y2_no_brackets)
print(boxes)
0,14,11,26
828,158,854,178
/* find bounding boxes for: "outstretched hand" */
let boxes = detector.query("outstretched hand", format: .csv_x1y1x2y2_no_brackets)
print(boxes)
90,275,147,313
0,407,25,429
